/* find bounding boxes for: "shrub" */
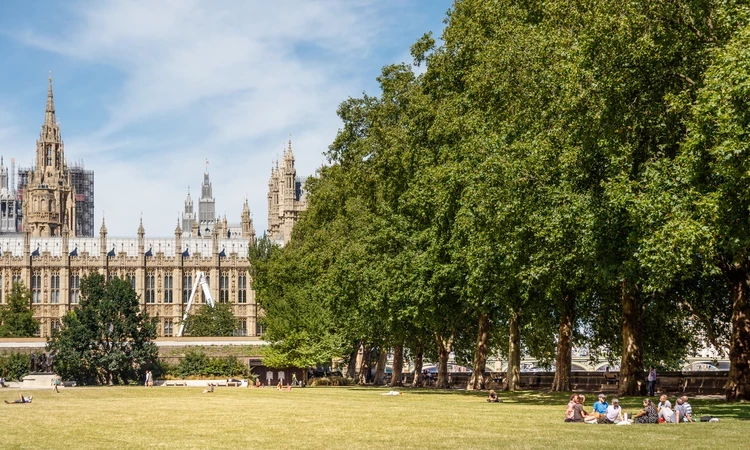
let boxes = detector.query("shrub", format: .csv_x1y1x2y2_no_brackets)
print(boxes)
175,350,210,378
174,351,252,378
307,376,352,387
0,352,31,381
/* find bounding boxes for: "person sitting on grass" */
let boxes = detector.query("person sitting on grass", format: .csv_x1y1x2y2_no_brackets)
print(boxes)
565,394,579,421
604,398,624,424
5,394,32,404
202,384,215,394
565,395,592,423
591,394,609,420
675,396,694,423
657,394,671,412
255,379,262,388
658,402,676,423
633,399,658,424
277,380,283,390
487,390,499,403
578,395,599,424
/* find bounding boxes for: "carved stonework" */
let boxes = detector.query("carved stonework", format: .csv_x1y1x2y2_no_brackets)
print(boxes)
22,76,77,237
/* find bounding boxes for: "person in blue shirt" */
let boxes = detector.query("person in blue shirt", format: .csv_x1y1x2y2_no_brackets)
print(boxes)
591,393,609,420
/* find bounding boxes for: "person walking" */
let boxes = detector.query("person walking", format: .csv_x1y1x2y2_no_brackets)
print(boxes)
52,376,60,393
145,370,152,388
647,366,657,397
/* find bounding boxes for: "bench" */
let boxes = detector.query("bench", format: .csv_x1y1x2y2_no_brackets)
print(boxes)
604,373,619,385
164,381,187,387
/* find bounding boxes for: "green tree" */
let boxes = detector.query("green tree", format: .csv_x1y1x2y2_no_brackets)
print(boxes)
661,22,750,401
0,282,39,337
182,303,238,337
47,273,158,385
0,352,31,381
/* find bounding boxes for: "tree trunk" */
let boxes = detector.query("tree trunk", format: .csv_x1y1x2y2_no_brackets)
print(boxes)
724,267,750,401
373,347,387,385
468,312,490,390
412,339,424,387
390,343,404,387
357,346,371,385
435,331,455,389
346,344,358,379
505,311,521,391
551,295,574,392
618,281,643,396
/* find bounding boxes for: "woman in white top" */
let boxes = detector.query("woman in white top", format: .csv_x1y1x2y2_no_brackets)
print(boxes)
605,398,624,423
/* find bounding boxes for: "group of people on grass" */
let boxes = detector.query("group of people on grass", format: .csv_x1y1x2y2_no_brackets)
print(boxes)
565,393,694,424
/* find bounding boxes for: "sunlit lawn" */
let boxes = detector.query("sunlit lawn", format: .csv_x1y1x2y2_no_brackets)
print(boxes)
3,386,749,449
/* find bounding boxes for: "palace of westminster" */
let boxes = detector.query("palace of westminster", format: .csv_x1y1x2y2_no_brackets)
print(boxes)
0,77,307,338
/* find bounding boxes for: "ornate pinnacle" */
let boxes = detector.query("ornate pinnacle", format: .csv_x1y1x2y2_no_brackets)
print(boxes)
45,73,56,128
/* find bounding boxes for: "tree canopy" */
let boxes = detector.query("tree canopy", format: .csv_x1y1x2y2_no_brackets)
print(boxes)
182,303,238,337
252,0,750,401
47,273,158,385
0,283,39,338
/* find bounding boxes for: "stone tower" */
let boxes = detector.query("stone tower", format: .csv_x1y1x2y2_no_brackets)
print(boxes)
267,139,307,244
22,75,76,237
198,159,216,236
182,186,195,235
241,197,255,243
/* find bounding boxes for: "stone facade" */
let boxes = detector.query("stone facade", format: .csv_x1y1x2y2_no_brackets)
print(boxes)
0,218,258,338
267,140,307,244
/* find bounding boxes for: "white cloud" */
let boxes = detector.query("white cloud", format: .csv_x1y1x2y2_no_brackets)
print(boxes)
10,0,406,235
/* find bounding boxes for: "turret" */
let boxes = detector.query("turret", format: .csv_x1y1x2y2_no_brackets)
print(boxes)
241,197,255,243
175,217,182,257
137,216,145,255
62,221,69,255
99,217,108,259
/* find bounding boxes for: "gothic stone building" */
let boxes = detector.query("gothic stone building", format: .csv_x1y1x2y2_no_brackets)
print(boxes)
0,76,260,338
0,216,258,338
267,141,307,244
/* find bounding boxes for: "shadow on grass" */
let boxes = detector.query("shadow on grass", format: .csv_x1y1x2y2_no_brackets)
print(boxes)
340,386,750,418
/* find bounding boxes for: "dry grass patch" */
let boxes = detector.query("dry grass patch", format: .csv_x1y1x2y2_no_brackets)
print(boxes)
2,387,749,449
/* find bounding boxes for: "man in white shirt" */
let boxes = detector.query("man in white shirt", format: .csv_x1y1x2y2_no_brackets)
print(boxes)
658,404,676,423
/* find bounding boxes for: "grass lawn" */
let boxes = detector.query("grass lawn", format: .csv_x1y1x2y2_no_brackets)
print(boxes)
2,386,749,449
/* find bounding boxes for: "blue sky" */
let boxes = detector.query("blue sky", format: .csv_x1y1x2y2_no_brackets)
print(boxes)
0,0,451,236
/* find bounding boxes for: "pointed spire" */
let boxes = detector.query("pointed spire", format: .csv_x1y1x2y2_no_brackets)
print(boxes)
242,196,250,215
137,215,145,235
100,216,107,236
175,216,182,234
45,72,56,128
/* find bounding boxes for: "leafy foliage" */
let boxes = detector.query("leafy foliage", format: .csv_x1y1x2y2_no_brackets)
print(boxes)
174,350,253,378
182,303,238,337
46,273,158,385
0,283,39,338
251,0,750,398
0,352,30,381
